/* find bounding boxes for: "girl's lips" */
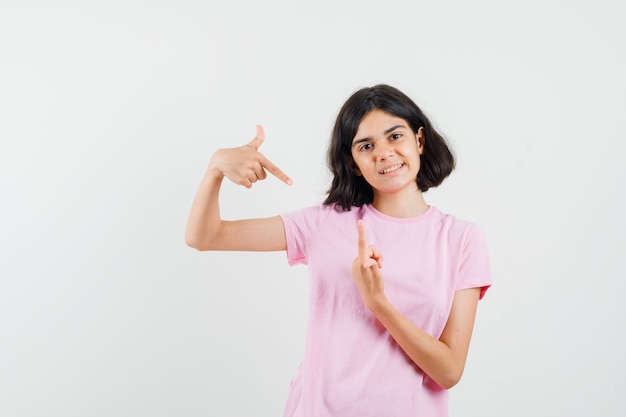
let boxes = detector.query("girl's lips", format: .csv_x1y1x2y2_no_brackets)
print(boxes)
379,163,404,175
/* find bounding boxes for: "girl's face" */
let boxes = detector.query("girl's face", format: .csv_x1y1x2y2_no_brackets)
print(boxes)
350,109,424,199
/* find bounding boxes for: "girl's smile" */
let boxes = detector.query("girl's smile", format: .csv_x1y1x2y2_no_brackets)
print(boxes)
379,163,405,175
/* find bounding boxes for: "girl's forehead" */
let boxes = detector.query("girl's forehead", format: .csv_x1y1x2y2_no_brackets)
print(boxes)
355,110,409,135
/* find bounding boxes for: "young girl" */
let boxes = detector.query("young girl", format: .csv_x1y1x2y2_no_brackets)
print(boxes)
185,84,492,417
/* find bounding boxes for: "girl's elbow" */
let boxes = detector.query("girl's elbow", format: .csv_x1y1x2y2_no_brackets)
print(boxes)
185,234,211,251
439,375,461,390
436,367,465,390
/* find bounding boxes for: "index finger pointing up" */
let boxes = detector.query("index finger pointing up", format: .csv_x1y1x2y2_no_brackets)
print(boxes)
357,219,367,255
357,219,383,269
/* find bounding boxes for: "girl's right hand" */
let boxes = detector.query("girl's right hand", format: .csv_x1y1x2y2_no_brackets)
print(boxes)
208,125,292,188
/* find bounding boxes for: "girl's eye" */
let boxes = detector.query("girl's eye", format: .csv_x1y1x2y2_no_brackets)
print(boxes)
390,133,402,140
359,143,372,151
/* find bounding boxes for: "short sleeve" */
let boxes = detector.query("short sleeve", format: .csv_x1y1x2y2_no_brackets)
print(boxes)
280,204,329,266
456,223,492,299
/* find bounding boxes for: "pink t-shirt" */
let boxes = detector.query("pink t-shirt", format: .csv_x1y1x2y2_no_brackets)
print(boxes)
279,203,491,417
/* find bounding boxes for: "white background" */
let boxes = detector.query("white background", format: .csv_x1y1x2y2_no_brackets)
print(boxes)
1,0,625,416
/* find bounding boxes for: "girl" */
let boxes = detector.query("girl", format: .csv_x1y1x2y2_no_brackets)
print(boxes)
185,84,492,417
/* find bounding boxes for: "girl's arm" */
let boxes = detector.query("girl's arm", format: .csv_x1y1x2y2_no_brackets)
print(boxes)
185,126,292,251
352,220,481,389
369,288,479,390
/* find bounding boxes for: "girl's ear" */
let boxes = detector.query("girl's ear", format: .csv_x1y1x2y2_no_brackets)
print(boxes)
348,157,362,176
416,127,425,155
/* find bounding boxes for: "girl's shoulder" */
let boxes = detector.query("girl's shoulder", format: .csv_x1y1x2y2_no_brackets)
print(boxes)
431,208,489,250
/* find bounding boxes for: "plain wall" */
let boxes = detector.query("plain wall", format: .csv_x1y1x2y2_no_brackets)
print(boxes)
1,0,625,416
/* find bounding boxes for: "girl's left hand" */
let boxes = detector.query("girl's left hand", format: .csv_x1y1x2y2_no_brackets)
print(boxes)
351,219,387,311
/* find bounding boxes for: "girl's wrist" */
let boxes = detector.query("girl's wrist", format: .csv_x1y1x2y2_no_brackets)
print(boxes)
366,293,391,315
207,151,226,180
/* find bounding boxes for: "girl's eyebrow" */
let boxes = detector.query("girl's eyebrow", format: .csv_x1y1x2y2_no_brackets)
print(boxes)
352,125,406,146
383,125,406,135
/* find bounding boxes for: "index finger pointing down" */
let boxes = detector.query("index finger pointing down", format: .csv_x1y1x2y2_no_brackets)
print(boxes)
260,155,293,185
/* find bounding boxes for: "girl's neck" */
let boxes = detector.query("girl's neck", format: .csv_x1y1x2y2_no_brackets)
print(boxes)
372,190,429,218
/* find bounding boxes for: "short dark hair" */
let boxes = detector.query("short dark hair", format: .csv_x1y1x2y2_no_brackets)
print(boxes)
324,84,455,210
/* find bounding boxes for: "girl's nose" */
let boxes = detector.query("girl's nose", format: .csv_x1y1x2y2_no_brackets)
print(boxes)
375,142,394,160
